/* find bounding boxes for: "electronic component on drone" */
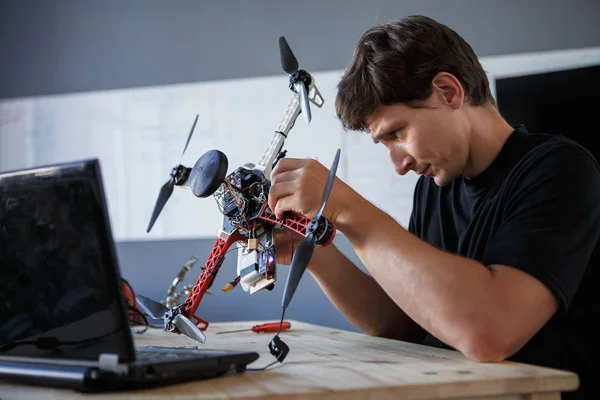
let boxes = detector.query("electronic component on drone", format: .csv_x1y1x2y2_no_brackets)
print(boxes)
222,276,240,292
238,249,260,287
213,166,270,226
237,247,276,294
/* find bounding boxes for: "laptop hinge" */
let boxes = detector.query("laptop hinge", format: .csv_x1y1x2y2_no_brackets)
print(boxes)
98,353,128,375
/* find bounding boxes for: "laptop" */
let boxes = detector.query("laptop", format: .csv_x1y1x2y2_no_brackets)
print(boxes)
0,158,259,392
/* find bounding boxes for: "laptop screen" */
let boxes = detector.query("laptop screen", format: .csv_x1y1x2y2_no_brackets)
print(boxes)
0,159,134,362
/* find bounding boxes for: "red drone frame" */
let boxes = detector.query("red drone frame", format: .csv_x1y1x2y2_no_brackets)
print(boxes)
135,36,341,347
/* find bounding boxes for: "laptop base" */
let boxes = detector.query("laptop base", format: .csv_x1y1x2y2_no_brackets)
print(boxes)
0,347,259,392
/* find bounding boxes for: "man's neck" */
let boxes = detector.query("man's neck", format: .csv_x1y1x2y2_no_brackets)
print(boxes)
463,104,515,179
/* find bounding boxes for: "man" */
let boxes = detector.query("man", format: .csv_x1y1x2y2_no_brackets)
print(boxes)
268,15,599,399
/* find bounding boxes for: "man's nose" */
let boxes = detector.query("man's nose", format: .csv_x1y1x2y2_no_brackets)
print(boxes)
392,152,415,175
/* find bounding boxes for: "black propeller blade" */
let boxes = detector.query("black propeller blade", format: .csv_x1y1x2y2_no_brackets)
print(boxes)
279,36,298,74
146,180,175,233
135,294,207,344
179,114,199,165
281,148,341,310
146,114,199,233
136,294,169,319
279,36,311,125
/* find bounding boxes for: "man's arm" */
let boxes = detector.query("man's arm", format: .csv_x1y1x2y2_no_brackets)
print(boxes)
308,242,424,343
339,203,559,362
268,146,600,362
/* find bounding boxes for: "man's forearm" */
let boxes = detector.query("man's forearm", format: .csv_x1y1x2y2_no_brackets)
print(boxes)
338,201,499,357
308,242,423,342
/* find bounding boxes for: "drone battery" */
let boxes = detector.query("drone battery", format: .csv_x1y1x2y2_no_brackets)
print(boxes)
238,249,262,289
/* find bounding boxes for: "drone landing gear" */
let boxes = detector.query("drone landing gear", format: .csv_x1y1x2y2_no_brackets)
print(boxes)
180,229,246,330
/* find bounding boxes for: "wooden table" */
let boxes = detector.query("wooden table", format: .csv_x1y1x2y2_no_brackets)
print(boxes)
0,320,579,399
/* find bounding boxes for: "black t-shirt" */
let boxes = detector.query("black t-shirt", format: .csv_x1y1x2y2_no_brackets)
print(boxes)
408,125,600,400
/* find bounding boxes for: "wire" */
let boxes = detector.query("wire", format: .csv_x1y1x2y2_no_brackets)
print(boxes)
128,305,149,334
246,300,289,371
121,278,151,334
247,359,279,371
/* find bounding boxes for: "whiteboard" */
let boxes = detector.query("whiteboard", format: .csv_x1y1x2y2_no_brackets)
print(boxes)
5,46,596,241
0,70,419,241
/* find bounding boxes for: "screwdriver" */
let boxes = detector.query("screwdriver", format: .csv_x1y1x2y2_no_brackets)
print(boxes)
216,321,291,334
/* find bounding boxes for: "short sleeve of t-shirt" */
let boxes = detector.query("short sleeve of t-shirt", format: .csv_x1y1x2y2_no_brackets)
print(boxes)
408,178,424,235
483,139,600,311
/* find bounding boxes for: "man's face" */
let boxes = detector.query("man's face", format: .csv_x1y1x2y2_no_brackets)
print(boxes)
365,95,470,187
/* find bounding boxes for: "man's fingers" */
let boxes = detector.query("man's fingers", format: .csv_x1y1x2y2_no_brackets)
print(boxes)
271,157,313,177
270,169,298,186
268,180,297,217
274,196,304,220
269,157,326,219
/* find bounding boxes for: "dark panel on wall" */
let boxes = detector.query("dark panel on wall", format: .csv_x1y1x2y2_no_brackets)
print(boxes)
496,65,600,161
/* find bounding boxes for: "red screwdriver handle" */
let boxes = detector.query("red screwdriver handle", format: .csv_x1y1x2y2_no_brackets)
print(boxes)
252,321,291,333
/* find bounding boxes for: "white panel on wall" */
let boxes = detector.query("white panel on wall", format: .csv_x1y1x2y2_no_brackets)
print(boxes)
4,47,598,241
0,69,420,241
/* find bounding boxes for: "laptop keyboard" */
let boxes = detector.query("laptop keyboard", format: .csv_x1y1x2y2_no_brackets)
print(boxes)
135,346,232,362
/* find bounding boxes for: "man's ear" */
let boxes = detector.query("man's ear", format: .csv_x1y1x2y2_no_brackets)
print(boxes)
431,72,464,109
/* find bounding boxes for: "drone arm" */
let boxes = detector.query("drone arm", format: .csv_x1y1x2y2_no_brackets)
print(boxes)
256,80,324,179
256,94,301,179
181,229,245,329
257,203,335,246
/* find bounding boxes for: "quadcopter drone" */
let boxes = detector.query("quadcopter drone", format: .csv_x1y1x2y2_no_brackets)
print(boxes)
135,37,341,357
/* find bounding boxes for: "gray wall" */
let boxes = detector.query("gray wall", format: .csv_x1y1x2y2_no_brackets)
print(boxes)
1,0,600,333
2,0,600,99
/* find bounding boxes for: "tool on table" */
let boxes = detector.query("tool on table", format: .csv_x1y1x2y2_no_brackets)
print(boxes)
217,321,291,335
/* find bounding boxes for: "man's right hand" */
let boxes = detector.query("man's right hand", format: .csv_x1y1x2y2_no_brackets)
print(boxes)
268,157,364,231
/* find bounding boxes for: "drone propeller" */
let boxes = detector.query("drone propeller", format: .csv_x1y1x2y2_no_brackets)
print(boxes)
171,314,206,344
135,294,206,344
279,36,298,74
135,294,169,319
279,36,312,125
146,114,199,233
281,148,341,310
179,113,198,165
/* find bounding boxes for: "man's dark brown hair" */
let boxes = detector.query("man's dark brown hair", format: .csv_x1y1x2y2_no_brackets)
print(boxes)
335,15,495,132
